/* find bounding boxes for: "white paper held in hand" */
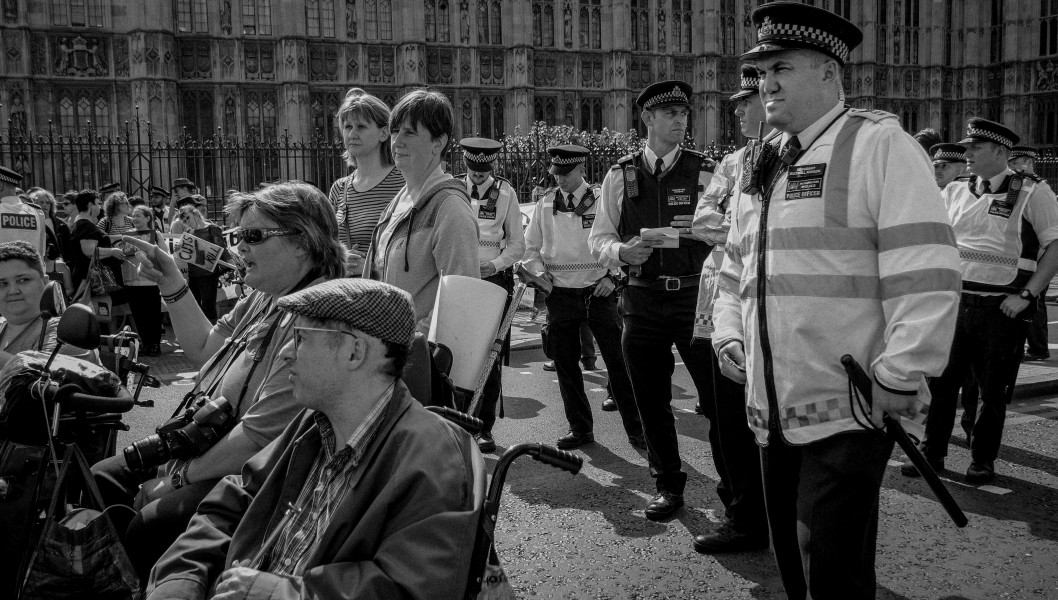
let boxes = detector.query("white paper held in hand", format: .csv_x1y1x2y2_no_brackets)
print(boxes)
640,227,680,248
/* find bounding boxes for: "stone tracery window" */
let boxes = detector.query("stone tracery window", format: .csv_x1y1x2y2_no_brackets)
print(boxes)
630,0,649,52
307,0,336,38
52,0,104,27
177,0,209,33
242,0,273,35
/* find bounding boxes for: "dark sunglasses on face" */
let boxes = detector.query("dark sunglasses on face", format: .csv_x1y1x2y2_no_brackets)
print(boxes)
230,227,298,245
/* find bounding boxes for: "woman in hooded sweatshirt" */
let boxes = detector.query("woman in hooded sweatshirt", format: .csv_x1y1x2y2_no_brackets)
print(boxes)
364,89,479,332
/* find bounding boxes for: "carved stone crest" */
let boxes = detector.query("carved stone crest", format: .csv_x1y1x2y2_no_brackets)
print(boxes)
53,35,108,76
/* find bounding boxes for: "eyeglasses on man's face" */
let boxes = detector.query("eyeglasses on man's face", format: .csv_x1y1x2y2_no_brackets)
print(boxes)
229,227,298,245
293,326,358,351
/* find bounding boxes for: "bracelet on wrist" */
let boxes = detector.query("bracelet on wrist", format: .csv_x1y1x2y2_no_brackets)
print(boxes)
162,283,191,304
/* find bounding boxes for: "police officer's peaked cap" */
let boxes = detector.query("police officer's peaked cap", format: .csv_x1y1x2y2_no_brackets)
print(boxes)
461,137,503,172
547,145,589,176
278,278,416,347
0,165,22,185
149,185,170,197
636,80,693,110
730,65,761,101
930,143,966,164
958,118,1019,149
99,182,121,194
171,177,196,191
742,1,863,66
1010,146,1039,161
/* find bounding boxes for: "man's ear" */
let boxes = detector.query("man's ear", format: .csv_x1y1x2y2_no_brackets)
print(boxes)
641,109,654,128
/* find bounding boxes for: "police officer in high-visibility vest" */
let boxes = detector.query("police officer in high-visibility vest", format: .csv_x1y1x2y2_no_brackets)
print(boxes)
460,137,526,453
148,186,172,233
588,80,717,522
931,143,967,189
0,166,47,257
712,3,961,597
1009,145,1041,177
909,119,1058,485
687,64,769,554
1008,146,1055,361
524,145,645,451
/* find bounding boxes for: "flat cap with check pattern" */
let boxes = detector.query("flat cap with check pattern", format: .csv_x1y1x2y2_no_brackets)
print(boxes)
730,65,761,101
149,185,170,197
100,182,121,194
742,1,863,66
930,143,966,164
461,137,503,172
1010,146,1039,160
0,165,22,185
171,177,196,191
636,80,693,110
547,145,589,176
958,118,1020,149
278,278,416,347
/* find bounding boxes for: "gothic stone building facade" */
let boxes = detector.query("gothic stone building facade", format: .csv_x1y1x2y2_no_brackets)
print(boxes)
1,0,1058,151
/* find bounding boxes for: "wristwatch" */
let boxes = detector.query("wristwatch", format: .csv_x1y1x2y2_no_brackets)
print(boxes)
1018,288,1037,301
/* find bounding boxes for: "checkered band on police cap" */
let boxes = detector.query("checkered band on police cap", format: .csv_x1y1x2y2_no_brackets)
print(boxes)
959,118,1020,148
0,166,21,185
463,150,498,163
742,2,863,66
643,85,690,110
1010,146,1039,160
278,278,416,347
730,65,761,100
930,143,966,163
100,182,120,194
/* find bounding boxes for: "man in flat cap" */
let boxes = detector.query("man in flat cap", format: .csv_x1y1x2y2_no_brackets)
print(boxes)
931,143,969,189
459,137,526,453
0,165,47,257
712,3,960,597
907,118,1058,486
100,181,123,205
589,80,718,522
146,278,480,600
525,145,644,452
687,63,770,554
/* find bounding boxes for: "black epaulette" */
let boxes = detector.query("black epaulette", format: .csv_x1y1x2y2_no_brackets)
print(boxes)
954,174,974,182
23,200,44,213
493,174,512,187
1022,172,1043,183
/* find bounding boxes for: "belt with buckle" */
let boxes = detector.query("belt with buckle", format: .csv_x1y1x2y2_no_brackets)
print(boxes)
626,275,700,291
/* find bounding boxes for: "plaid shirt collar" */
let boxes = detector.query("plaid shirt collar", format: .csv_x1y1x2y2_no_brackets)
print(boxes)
314,382,396,467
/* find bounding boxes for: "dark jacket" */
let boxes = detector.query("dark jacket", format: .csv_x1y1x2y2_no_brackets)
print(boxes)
146,381,481,600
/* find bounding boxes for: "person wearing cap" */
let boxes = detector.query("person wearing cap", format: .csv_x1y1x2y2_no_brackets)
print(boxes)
686,64,770,554
588,79,717,522
100,181,122,204
906,118,1058,486
148,185,171,233
711,3,960,597
145,278,479,600
459,137,526,452
524,145,644,452
0,165,48,258
171,194,230,323
1008,145,1040,176
171,177,197,200
1010,150,1057,362
931,143,968,189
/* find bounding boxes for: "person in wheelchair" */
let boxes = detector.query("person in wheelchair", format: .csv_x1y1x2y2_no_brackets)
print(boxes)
146,278,480,600
93,181,344,584
0,240,98,367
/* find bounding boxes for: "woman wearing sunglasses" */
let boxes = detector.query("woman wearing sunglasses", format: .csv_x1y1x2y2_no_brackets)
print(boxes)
364,88,479,332
96,181,344,585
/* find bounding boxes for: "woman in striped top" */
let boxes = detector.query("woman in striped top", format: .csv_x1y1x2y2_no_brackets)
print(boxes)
328,88,404,276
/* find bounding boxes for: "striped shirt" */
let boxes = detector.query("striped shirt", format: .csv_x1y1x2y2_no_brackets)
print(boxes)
260,384,394,576
329,168,405,252
97,215,135,236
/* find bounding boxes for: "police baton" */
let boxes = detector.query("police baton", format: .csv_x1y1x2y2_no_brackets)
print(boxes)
840,355,968,528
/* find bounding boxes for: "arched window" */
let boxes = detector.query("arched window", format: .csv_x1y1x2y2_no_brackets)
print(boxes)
52,0,104,27
1041,0,1058,57
177,0,209,33
242,0,272,35
365,0,392,40
307,0,336,38
630,0,649,52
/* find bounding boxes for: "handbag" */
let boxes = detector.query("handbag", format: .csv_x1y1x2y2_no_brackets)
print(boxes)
90,248,122,296
74,250,114,324
19,444,139,600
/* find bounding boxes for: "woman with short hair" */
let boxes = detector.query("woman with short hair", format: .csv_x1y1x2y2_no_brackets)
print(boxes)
365,89,479,331
69,189,125,293
329,88,405,276
97,181,344,584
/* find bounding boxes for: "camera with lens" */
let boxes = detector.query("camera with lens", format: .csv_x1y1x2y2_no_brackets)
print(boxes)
123,393,236,471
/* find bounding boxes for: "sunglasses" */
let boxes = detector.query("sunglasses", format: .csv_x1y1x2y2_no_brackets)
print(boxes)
230,227,298,245
293,326,357,351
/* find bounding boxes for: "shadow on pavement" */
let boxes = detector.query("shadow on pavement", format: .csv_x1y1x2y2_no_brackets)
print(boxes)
498,395,546,420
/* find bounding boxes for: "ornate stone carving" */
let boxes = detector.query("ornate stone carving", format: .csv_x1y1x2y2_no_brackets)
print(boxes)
53,35,109,77
563,1,572,48
114,37,129,77
460,0,469,43
309,44,339,81
657,8,666,53
221,0,232,34
31,34,47,75
179,39,211,79
219,40,235,75
1035,59,1058,91
347,0,358,39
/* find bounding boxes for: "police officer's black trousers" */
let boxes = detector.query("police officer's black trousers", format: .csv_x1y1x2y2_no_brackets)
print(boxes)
477,271,513,434
924,295,1028,464
545,286,642,439
761,430,894,600
619,285,711,495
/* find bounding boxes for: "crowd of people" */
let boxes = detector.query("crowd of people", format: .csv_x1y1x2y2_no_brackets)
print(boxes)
0,2,1055,598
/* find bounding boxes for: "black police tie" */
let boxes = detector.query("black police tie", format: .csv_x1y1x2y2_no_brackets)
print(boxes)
780,136,802,166
567,193,577,210
654,158,664,177
472,186,480,200
981,180,991,195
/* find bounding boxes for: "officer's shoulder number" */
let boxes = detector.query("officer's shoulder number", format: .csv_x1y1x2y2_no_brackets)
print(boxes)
614,151,641,170
846,108,898,124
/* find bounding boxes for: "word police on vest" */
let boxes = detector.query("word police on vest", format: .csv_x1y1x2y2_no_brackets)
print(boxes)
1,214,38,230
640,227,680,248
